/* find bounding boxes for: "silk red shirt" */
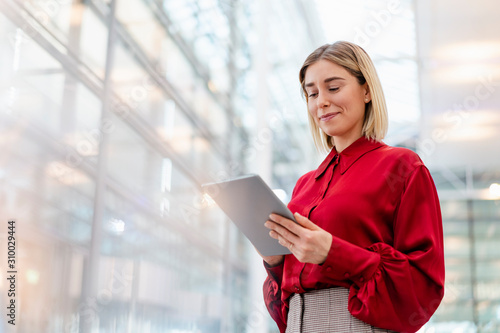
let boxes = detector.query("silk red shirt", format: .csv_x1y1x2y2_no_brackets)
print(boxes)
263,136,445,333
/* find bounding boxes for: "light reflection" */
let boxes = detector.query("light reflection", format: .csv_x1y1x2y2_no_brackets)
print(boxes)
26,269,40,285
202,192,216,208
161,158,172,192
434,64,500,84
444,125,497,142
431,110,500,142
435,40,500,62
207,80,217,93
107,218,125,235
490,183,500,198
272,188,287,203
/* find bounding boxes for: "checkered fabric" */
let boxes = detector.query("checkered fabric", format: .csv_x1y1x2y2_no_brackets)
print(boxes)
285,287,398,333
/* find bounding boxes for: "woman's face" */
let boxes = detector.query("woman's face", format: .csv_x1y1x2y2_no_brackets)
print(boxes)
304,59,370,143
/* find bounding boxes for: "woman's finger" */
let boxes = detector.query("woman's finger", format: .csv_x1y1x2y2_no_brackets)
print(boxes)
293,213,319,230
270,213,318,235
269,214,300,232
266,220,300,244
277,235,295,252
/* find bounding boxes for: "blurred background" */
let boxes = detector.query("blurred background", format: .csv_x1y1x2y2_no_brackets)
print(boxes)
0,0,499,332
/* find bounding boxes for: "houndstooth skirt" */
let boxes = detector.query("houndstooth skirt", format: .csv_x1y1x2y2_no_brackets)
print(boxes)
285,287,398,333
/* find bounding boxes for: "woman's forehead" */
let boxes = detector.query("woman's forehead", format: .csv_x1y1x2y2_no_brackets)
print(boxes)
304,60,352,84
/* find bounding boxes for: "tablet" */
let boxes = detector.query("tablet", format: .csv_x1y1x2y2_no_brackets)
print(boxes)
202,174,296,256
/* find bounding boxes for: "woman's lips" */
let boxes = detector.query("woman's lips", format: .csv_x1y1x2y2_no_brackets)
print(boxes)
319,112,339,122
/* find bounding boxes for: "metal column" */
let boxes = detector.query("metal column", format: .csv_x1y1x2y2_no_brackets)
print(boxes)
80,0,117,331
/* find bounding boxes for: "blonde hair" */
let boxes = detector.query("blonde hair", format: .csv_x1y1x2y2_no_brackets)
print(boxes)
299,41,388,153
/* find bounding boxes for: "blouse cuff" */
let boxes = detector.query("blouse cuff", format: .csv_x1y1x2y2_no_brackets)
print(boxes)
264,260,285,285
320,236,381,285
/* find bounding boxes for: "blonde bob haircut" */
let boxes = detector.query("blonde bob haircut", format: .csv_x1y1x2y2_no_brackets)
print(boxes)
299,41,388,153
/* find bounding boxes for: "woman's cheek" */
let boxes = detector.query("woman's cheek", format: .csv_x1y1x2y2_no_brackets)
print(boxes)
307,107,317,122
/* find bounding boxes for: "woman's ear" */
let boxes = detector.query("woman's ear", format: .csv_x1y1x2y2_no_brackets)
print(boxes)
364,84,371,103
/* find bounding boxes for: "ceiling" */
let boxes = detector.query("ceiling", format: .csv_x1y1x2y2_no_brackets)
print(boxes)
314,0,500,171
416,0,500,170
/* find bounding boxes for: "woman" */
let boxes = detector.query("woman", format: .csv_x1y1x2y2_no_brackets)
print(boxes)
262,41,445,333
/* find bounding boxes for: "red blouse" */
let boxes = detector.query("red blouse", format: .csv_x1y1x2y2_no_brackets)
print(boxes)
263,136,445,333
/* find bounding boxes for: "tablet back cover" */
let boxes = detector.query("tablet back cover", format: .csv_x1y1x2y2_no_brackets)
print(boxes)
202,174,294,256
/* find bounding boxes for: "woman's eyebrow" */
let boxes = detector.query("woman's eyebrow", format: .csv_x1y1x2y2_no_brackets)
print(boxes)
324,76,345,83
305,76,345,87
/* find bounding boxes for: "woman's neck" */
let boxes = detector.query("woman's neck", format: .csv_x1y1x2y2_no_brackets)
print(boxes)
333,134,363,153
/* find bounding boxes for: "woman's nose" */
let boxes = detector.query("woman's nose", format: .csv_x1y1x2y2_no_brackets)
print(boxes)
317,92,330,108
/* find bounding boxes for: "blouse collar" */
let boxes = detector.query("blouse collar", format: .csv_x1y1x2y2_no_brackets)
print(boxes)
314,136,386,179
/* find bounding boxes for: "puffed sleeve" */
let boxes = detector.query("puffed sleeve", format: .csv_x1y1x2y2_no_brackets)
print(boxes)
263,262,287,333
318,165,445,332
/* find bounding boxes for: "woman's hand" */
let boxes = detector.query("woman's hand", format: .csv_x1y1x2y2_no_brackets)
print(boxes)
260,254,285,267
265,212,333,265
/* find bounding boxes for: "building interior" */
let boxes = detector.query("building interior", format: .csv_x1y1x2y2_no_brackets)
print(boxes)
0,0,499,332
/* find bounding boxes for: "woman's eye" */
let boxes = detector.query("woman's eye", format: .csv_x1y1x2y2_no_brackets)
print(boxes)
308,92,318,98
329,87,339,92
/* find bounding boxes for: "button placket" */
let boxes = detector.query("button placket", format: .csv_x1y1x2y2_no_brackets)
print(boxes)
322,155,338,198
